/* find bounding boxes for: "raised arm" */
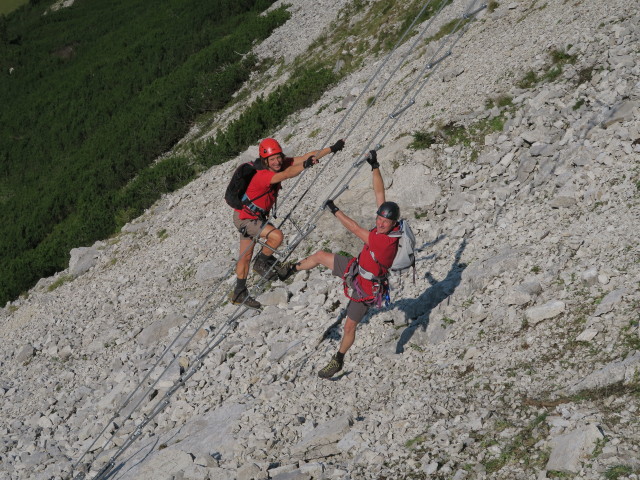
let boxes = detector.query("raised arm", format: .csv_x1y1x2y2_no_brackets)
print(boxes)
367,150,385,208
270,157,316,183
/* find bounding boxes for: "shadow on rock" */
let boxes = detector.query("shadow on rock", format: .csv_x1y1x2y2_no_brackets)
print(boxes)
394,238,468,354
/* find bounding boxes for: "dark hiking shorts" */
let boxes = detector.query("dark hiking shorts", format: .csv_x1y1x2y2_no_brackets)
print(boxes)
233,211,270,239
332,254,371,323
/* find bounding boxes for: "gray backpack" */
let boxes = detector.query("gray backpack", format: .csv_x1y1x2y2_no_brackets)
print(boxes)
388,219,416,274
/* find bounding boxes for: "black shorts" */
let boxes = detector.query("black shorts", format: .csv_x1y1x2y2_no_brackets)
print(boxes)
332,254,371,323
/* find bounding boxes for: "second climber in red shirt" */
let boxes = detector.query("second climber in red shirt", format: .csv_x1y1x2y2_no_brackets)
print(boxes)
278,150,401,378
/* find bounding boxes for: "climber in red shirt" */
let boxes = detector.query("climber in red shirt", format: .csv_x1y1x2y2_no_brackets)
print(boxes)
230,137,345,309
279,150,400,378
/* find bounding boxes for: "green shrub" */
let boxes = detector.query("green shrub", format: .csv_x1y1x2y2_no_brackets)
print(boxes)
48,275,72,292
195,65,337,167
0,0,289,305
604,465,634,480
518,70,539,89
410,131,438,150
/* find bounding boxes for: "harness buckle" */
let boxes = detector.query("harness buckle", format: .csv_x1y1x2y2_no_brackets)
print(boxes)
242,193,268,221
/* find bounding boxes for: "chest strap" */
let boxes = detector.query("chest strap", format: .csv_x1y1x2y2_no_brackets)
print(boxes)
357,258,387,282
242,193,268,215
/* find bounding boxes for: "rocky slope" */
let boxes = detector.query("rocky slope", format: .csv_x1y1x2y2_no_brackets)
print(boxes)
1,0,639,479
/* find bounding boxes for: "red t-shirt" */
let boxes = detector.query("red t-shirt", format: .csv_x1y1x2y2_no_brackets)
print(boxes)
237,158,292,220
356,226,400,295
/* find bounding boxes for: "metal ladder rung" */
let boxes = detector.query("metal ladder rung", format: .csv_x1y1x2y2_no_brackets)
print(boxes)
464,3,487,18
389,99,416,119
282,224,317,257
353,145,382,168
253,237,277,254
426,51,452,71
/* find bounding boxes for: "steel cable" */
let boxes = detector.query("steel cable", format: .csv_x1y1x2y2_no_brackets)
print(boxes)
68,2,485,477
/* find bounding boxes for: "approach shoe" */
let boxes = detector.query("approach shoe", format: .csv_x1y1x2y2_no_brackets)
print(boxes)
228,289,261,310
265,255,279,266
252,257,278,281
275,261,298,281
318,354,343,379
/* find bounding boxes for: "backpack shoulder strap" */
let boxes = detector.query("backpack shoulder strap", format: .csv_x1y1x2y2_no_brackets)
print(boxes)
387,220,404,238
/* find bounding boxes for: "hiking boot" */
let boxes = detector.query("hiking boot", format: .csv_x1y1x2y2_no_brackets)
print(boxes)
265,255,279,266
318,354,343,379
253,257,277,281
275,261,298,281
228,289,261,310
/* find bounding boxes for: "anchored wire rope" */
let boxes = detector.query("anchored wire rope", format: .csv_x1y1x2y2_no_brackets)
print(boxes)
68,2,486,478
281,0,485,260
91,313,241,480
275,0,447,229
70,234,271,478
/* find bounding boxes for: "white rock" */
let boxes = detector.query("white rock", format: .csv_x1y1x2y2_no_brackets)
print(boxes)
69,247,99,277
576,329,598,342
546,424,604,473
525,300,566,324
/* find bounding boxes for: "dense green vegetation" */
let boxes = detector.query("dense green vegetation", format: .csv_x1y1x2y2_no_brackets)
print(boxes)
0,0,28,16
0,0,453,306
0,0,290,305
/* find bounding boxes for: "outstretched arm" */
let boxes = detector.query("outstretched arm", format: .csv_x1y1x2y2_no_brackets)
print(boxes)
335,210,370,244
270,161,308,183
324,200,369,244
291,147,330,166
367,150,385,208
271,150,331,183
291,139,345,166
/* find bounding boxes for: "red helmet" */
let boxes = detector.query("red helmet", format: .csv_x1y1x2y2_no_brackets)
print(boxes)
259,138,283,158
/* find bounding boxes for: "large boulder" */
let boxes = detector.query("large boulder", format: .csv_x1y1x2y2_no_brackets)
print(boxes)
386,164,442,213
69,247,99,277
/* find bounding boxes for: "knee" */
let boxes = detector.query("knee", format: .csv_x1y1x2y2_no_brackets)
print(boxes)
311,250,330,264
344,319,357,336
268,228,284,245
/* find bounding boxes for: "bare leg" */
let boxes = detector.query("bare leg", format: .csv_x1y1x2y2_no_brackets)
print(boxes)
338,317,358,354
295,250,335,271
259,224,283,256
318,315,357,379
236,237,255,279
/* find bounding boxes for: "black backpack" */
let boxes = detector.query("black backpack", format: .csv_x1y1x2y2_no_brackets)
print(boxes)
224,159,266,210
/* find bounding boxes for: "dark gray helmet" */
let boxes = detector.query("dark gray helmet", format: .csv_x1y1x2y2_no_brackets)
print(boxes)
376,201,400,221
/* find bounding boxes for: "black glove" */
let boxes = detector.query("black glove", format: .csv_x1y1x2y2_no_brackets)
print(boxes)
366,150,380,170
330,139,345,153
324,199,340,215
303,156,318,169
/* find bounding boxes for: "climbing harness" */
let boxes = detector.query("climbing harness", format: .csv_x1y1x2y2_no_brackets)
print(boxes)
241,190,276,221
342,256,390,308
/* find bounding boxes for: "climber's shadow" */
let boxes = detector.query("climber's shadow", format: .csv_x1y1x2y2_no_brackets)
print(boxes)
392,237,468,354
319,308,347,343
329,370,352,381
102,426,182,479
